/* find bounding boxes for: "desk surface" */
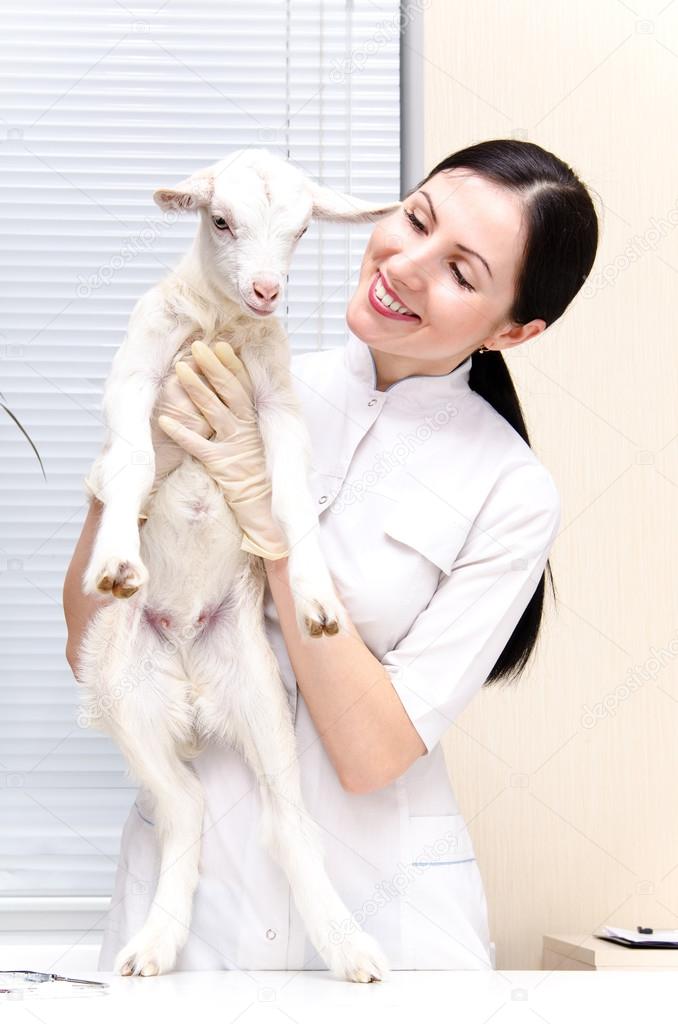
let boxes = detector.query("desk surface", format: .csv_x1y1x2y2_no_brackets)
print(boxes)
2,969,678,1023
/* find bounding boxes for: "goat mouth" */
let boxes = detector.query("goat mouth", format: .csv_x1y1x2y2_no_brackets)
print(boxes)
242,298,276,318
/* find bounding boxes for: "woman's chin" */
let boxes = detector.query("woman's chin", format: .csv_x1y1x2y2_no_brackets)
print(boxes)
347,300,402,348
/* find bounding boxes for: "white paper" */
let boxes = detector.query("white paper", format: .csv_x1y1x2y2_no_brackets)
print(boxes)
599,926,678,945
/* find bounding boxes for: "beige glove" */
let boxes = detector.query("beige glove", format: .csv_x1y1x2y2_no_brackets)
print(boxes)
148,351,214,499
157,340,289,560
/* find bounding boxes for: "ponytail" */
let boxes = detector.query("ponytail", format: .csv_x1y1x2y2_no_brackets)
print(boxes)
409,140,598,686
469,349,556,685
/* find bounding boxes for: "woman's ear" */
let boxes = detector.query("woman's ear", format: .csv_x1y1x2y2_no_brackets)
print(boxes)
153,170,215,213
309,181,401,223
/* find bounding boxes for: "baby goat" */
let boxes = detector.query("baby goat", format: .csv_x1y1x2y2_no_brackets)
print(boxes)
77,149,399,980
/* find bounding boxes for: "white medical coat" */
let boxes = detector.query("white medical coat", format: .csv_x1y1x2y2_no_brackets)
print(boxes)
98,331,561,972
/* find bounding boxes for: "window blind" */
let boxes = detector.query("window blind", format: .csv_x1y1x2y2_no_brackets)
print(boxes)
0,0,401,900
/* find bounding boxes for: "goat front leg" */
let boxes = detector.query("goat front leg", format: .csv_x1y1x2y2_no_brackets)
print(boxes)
82,408,155,598
256,396,347,638
83,292,179,599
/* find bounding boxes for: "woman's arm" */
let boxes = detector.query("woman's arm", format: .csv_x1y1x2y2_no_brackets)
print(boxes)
62,499,115,680
265,556,426,795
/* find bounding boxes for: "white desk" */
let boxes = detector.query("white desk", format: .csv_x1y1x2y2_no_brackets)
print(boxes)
1,969,677,1023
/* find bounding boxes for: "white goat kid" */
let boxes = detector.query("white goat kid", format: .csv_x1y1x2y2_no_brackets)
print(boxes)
77,149,399,981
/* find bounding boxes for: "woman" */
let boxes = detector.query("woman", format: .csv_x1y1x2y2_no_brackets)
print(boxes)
63,139,598,973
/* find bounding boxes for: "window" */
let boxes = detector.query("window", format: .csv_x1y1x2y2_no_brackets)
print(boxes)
0,0,401,913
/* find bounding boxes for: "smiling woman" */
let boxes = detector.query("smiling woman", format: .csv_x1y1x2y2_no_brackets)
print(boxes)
347,139,598,686
348,142,598,389
71,139,601,976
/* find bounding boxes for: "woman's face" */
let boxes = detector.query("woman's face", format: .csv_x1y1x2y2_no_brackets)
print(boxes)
346,168,546,381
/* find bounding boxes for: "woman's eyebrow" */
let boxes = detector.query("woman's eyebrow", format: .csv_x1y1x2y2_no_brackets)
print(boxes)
418,189,494,281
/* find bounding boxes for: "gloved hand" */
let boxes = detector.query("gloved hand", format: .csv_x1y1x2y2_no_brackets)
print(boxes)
157,340,289,561
149,350,214,490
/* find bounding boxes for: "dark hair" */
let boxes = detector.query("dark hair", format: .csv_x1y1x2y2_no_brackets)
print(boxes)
407,140,599,687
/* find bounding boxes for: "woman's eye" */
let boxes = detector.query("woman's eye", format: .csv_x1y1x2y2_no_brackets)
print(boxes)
405,207,475,292
449,262,475,292
212,216,231,232
404,208,425,232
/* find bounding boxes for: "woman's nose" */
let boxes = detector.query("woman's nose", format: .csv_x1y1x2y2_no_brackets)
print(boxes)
385,257,425,298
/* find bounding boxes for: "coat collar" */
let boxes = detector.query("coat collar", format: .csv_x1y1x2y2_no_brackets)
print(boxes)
343,329,473,411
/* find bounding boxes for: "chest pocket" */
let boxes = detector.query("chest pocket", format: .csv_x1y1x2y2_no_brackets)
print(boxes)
382,491,470,577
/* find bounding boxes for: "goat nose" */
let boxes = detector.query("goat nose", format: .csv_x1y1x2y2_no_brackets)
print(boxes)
252,277,280,303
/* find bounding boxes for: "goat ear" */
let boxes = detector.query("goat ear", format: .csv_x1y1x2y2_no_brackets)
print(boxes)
309,183,401,223
153,172,214,213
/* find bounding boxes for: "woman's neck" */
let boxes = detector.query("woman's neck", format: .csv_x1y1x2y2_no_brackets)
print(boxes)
369,344,474,391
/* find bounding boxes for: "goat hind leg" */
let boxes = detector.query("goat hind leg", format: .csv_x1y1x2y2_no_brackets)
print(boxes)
112,729,204,977
226,611,389,982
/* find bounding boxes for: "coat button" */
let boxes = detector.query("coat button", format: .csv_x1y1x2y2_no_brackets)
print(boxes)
318,495,328,504
368,398,377,407
266,928,277,940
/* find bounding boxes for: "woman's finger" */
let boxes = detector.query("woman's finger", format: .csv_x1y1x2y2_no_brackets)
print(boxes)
156,360,212,435
157,414,219,462
191,340,254,420
174,361,240,438
212,341,253,398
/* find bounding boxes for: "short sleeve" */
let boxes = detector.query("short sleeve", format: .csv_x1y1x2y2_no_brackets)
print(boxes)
383,463,562,755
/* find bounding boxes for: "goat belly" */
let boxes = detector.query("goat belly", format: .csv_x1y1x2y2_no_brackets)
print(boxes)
139,459,248,627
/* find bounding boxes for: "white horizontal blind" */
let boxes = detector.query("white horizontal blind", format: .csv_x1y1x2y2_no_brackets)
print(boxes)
0,0,400,898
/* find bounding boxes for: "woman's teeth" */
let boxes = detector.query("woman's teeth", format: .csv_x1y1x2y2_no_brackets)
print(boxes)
374,276,415,316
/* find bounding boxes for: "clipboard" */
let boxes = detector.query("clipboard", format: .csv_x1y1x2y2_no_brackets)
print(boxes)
594,926,678,950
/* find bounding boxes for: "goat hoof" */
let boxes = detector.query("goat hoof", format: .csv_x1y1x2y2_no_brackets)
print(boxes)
91,557,149,599
328,928,390,983
322,619,340,636
114,927,178,977
117,955,159,978
98,574,138,599
304,616,324,638
113,579,140,599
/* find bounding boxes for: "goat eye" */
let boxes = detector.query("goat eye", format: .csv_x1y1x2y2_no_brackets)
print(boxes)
296,226,309,240
212,216,230,232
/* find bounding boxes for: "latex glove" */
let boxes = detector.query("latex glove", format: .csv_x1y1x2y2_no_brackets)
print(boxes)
148,351,214,496
83,351,214,520
157,340,289,561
